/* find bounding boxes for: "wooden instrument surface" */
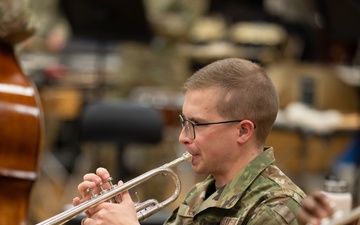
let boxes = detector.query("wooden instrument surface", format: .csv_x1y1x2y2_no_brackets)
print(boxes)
0,43,43,224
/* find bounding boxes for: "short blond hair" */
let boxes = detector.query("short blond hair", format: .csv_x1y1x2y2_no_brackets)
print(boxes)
183,58,279,146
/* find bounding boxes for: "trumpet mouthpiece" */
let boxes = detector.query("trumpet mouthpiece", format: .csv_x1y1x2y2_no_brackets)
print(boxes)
162,152,192,168
183,152,192,162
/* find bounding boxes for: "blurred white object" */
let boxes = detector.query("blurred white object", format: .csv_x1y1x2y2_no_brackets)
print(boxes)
284,102,342,133
336,65,360,87
322,178,352,214
228,22,287,46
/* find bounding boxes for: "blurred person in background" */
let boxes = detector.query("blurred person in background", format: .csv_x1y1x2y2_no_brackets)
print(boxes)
297,191,359,225
73,58,306,225
19,0,70,53
297,191,336,225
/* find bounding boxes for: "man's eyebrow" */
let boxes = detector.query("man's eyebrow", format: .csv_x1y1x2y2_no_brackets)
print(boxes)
181,114,194,121
189,116,206,123
181,113,207,122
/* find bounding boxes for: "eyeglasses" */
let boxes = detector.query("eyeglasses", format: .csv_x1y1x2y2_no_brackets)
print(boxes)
179,114,248,140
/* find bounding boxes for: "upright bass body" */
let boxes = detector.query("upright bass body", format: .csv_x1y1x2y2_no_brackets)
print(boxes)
0,43,43,224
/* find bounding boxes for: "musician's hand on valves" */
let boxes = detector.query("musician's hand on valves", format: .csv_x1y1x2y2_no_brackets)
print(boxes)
82,184,139,225
297,191,335,225
73,167,111,208
73,167,140,225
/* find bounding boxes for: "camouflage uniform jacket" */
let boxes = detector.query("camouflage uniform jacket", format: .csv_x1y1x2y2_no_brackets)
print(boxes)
164,147,306,225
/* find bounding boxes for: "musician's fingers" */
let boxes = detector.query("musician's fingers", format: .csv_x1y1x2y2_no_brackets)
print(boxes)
95,167,111,180
312,192,334,214
73,197,81,206
78,180,97,198
85,202,104,217
81,217,95,225
72,197,92,218
85,211,92,218
297,208,321,225
302,195,330,219
91,167,112,190
118,181,135,207
83,173,102,183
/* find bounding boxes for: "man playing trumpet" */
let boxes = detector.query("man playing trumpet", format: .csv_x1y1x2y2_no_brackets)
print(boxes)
74,58,306,225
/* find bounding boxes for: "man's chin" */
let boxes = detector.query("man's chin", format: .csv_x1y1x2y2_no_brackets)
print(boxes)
191,164,205,174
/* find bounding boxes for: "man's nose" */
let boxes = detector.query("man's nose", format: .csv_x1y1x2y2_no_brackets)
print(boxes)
179,127,192,144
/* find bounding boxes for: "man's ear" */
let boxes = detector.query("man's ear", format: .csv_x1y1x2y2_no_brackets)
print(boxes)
239,127,249,137
237,120,254,142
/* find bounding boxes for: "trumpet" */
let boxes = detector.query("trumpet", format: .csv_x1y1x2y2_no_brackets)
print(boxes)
36,152,192,225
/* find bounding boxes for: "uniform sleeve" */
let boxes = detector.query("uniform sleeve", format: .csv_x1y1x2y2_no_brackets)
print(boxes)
246,201,300,225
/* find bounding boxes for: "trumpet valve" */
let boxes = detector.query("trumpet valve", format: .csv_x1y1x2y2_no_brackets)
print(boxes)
98,182,107,195
87,187,98,199
106,177,122,203
107,177,117,188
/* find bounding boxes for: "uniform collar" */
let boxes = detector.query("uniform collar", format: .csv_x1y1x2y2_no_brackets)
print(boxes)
196,147,275,212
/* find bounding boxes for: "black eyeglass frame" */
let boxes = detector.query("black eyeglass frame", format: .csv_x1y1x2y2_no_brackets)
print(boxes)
179,114,256,140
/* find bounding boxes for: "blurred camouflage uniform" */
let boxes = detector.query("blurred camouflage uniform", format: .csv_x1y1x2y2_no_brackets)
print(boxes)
0,0,36,44
165,147,306,225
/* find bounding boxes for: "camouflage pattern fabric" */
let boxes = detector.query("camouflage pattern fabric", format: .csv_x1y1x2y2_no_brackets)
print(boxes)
0,0,36,44
164,147,306,225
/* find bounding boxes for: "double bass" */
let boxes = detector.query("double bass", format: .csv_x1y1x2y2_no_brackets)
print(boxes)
0,42,44,224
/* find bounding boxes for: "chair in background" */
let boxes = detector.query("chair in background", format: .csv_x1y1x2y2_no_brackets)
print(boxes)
79,100,164,180
65,100,164,225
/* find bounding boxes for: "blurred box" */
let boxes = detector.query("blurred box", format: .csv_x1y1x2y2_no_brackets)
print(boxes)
40,87,83,120
267,128,353,174
266,61,359,111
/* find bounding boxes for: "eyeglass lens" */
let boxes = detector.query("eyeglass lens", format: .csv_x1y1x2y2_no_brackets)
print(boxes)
184,121,194,139
180,116,195,140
